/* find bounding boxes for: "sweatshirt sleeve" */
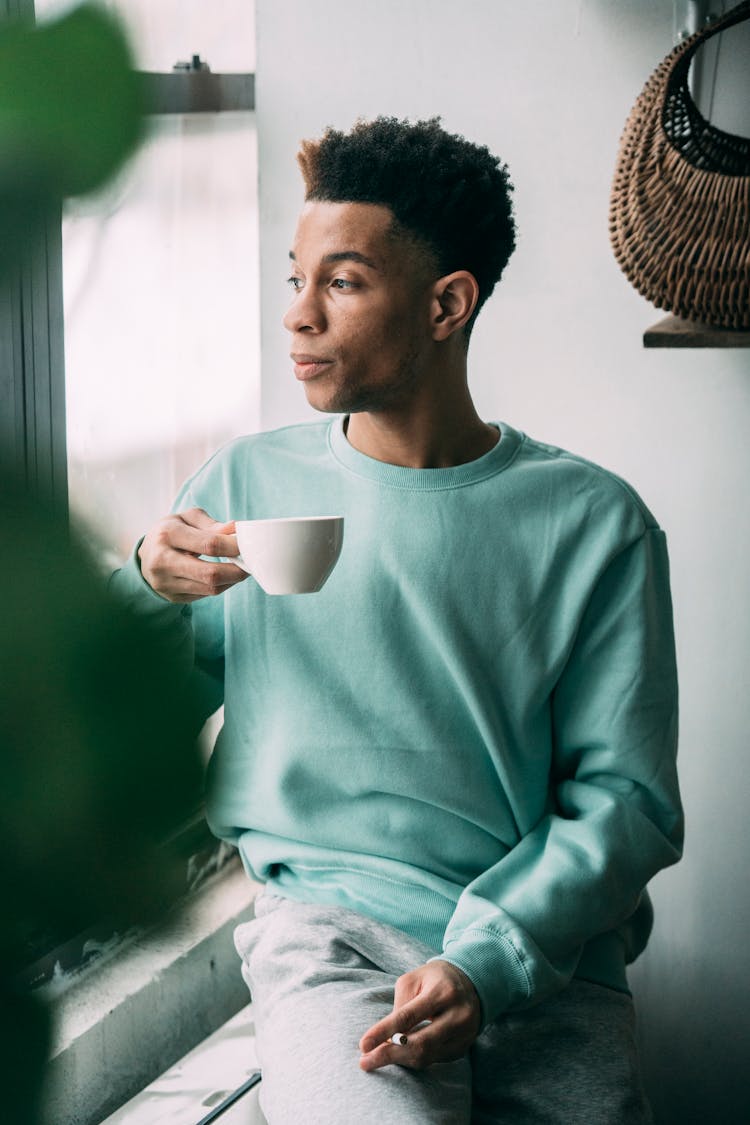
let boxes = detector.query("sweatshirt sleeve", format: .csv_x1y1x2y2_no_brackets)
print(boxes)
108,470,229,721
435,527,683,1025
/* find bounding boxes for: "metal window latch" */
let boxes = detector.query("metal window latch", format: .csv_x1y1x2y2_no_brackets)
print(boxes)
172,54,211,73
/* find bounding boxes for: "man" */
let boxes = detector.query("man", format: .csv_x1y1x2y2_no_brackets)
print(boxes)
115,117,683,1123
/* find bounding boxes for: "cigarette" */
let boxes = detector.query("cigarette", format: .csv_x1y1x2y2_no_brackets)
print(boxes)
390,1032,408,1046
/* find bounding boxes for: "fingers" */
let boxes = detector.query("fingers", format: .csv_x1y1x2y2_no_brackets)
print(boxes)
359,970,430,1050
159,508,241,559
150,563,246,603
359,961,481,1073
359,1009,470,1072
359,1019,432,1072
138,508,248,603
360,996,432,1057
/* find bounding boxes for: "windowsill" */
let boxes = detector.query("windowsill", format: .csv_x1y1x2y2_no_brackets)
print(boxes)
41,860,260,1125
101,1005,263,1125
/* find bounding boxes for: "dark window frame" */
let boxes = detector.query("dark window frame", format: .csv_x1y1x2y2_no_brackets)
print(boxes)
1,1,68,515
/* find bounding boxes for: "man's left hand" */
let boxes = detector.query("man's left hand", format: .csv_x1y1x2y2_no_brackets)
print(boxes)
359,960,481,1072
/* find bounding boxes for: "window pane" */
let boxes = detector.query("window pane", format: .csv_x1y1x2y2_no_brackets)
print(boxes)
35,0,255,71
35,1,259,563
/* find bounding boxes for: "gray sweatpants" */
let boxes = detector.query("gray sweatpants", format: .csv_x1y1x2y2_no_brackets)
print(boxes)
234,893,653,1125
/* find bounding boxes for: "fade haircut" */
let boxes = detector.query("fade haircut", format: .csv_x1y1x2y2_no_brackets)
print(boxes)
297,116,516,333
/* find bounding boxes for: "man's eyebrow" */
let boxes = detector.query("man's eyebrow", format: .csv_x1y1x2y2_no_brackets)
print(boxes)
288,250,379,270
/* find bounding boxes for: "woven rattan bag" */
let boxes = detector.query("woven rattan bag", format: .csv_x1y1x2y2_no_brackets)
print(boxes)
610,1,750,329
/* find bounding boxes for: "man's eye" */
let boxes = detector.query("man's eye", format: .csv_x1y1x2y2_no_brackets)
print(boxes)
331,278,356,290
286,276,304,291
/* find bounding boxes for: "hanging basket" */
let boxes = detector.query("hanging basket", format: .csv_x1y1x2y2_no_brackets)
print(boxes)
609,1,750,330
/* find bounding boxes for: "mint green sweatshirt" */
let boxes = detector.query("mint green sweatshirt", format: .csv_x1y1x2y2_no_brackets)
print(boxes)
113,418,683,1025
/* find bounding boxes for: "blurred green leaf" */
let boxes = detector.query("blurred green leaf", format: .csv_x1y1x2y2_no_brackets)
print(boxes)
0,472,209,1122
0,482,208,962
0,2,144,264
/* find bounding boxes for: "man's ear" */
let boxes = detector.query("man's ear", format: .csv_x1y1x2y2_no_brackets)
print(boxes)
430,271,479,341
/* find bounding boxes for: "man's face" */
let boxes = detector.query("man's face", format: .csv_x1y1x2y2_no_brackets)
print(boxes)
283,201,436,415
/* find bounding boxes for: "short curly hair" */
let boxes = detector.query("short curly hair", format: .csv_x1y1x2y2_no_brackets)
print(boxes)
297,116,516,332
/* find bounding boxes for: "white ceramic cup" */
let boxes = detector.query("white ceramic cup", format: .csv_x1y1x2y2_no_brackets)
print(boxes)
233,515,344,595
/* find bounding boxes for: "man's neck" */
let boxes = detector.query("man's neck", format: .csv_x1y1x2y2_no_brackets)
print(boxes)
344,396,499,470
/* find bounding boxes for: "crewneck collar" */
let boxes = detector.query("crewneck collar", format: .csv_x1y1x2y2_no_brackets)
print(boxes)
328,415,521,491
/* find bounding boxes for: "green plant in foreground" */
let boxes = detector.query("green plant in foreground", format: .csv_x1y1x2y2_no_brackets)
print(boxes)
1,8,199,1123
0,2,144,268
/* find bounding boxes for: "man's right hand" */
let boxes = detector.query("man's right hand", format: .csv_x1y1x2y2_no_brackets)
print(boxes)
137,507,248,603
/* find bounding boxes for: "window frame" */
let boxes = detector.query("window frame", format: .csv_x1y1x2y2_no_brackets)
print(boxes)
1,1,68,514
1,1,255,513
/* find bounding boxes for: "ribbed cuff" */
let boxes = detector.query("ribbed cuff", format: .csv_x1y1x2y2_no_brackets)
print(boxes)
431,927,531,1028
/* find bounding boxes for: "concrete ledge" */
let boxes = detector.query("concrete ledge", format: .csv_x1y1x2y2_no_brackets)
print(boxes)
41,862,259,1125
101,1004,264,1125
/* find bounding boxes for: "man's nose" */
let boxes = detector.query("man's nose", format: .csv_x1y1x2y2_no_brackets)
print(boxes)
283,287,324,334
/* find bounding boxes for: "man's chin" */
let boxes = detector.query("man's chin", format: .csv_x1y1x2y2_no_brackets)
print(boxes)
303,389,340,415
302,384,363,416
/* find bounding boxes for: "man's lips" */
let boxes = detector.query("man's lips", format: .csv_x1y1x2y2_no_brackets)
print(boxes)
291,354,333,380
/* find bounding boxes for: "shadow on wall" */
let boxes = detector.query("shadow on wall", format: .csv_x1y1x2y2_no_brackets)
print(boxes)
634,954,750,1124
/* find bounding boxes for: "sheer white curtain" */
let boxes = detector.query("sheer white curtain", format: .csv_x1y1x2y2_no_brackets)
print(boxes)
35,0,259,562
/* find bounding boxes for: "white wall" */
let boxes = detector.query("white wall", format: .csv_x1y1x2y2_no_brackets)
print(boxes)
254,3,750,1121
